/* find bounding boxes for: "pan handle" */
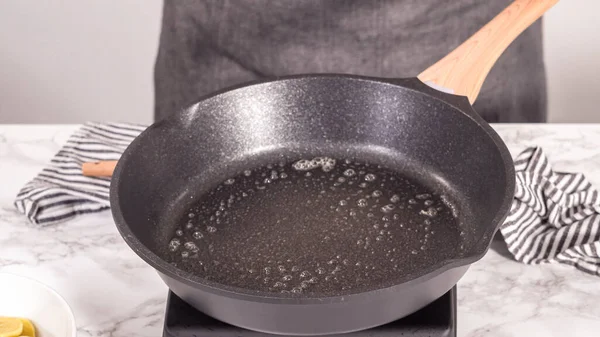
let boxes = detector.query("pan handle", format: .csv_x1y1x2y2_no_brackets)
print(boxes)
417,0,559,104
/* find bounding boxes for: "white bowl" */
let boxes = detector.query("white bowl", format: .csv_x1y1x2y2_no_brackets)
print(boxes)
0,273,76,337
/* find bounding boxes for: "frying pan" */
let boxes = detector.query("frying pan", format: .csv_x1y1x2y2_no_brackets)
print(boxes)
92,0,557,335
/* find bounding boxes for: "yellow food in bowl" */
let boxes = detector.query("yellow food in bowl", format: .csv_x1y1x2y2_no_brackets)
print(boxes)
0,317,35,337
18,318,35,337
0,317,22,337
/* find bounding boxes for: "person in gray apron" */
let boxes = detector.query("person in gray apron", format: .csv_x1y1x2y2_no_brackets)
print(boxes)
154,0,547,123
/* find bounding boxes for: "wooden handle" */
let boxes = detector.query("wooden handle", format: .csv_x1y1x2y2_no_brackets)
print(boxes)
82,161,117,177
417,0,558,104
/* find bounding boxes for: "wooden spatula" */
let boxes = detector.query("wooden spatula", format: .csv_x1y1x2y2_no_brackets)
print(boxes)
81,161,118,177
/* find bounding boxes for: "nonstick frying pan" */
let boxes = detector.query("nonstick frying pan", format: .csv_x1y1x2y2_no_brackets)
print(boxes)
92,0,557,335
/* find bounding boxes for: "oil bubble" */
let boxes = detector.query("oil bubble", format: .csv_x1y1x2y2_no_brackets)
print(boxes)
420,207,438,217
168,238,181,251
343,169,356,177
184,242,199,252
381,204,395,213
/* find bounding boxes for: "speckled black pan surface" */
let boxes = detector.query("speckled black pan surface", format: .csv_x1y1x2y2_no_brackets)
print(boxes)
110,75,514,335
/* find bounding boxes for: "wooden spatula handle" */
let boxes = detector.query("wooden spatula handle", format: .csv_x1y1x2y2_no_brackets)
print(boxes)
417,0,559,104
82,160,117,177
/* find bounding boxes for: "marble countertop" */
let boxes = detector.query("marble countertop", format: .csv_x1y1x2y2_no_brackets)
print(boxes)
1,124,599,337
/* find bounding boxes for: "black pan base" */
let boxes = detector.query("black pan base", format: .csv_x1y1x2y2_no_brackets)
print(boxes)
163,287,457,337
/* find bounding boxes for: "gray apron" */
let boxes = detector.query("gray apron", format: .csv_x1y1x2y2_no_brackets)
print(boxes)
154,0,546,123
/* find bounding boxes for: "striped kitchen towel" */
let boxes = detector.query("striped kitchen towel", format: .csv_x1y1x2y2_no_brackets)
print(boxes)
500,147,600,276
14,122,146,225
13,123,600,276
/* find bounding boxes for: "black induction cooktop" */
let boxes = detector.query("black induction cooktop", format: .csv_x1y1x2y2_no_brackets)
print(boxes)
163,286,456,337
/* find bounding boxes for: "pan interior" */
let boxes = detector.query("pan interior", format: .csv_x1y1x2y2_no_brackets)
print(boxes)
163,154,462,296
113,76,510,298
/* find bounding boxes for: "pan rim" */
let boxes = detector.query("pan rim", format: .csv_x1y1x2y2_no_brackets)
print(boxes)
110,74,515,304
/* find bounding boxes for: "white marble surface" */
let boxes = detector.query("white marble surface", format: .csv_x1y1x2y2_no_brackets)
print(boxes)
1,124,599,337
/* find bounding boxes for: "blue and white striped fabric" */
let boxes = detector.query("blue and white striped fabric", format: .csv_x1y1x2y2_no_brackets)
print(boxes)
14,122,146,225
13,123,600,276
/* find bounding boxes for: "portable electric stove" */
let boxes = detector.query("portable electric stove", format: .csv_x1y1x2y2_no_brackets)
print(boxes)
163,286,456,337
